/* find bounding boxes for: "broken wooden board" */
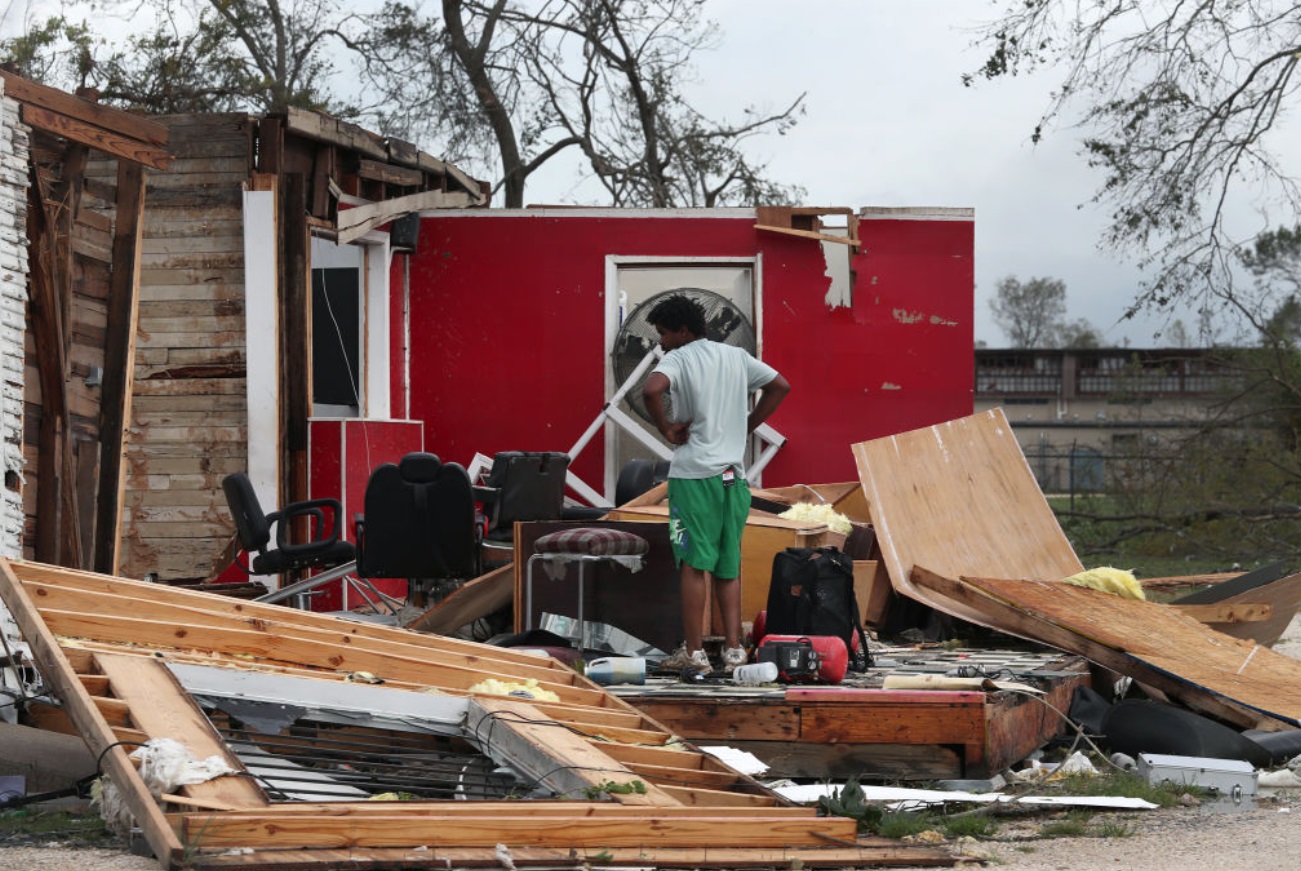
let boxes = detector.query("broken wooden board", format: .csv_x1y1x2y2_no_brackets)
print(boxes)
627,671,1088,781
852,410,1084,628
912,568,1301,729
1196,571,1301,646
0,558,946,870
1165,563,1301,646
403,562,514,634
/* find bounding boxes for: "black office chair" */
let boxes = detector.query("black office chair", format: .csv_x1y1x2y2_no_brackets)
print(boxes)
221,473,356,577
474,451,571,562
615,457,671,506
354,452,481,607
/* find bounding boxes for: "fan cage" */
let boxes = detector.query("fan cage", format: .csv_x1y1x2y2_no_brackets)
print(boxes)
611,288,756,425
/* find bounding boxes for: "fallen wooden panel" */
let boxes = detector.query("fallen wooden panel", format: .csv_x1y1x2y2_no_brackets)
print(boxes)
1181,570,1301,647
0,558,941,870
913,568,1301,728
403,562,514,633
852,409,1084,626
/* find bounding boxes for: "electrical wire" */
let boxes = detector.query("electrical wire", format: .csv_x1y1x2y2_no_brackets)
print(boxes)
0,631,30,708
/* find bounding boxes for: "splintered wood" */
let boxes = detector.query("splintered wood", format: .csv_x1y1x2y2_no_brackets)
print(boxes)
0,558,951,870
853,408,1301,730
915,569,1301,728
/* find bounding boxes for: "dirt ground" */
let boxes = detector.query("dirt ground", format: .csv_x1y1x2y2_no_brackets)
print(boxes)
4,617,1301,871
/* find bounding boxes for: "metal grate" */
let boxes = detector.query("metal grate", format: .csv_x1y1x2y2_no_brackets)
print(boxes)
204,708,520,802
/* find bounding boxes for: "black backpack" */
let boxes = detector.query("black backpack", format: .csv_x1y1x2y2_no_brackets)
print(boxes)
764,546,872,671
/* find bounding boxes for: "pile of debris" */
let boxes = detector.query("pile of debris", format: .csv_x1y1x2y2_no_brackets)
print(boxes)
0,560,952,869
5,406,1301,869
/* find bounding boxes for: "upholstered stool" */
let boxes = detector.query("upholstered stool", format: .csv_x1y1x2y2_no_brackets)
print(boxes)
525,527,650,644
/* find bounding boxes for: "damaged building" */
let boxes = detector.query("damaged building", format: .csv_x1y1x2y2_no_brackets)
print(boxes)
2,70,1301,871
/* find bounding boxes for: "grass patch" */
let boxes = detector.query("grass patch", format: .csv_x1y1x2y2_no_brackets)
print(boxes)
876,810,934,840
0,809,115,848
1094,818,1138,837
942,812,999,839
1038,813,1091,838
1037,809,1138,839
1052,770,1192,808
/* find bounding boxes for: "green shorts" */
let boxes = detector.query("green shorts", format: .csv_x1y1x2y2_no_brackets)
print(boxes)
666,474,751,579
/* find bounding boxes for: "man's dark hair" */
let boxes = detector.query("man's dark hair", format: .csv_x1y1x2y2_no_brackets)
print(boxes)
646,294,707,337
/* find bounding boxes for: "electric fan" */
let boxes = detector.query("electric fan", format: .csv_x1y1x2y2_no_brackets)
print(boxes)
611,288,757,425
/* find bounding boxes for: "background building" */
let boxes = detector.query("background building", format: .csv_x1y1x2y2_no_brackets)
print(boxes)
974,348,1237,494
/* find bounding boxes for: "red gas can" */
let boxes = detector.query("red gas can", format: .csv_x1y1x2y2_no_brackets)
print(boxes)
756,634,849,684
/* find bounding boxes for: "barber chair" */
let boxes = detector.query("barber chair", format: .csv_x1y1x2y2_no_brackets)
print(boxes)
221,473,355,577
223,473,405,614
354,452,481,608
474,451,571,564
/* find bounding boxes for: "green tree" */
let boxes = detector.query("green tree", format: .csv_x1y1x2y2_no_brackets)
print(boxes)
4,0,805,209
989,275,1069,347
0,1,357,114
1054,317,1102,350
1058,228,1301,568
967,2,1301,321
369,0,806,207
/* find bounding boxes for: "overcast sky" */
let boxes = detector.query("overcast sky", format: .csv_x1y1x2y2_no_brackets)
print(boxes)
527,1,1197,348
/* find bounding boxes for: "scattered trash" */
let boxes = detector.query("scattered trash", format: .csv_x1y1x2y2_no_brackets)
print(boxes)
1257,768,1301,789
585,656,646,686
778,502,853,535
132,737,238,795
699,746,769,776
732,661,779,685
1008,751,1099,783
777,779,1159,812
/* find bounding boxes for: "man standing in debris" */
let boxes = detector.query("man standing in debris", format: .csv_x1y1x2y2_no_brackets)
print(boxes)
643,294,790,675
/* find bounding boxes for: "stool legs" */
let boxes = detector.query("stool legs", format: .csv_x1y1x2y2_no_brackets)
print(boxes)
523,554,599,643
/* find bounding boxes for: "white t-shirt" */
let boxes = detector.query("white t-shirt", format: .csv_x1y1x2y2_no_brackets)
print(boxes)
651,340,779,479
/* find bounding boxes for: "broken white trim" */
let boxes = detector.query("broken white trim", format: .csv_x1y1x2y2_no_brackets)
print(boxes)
774,782,1159,812
0,84,27,560
857,206,974,222
242,189,281,532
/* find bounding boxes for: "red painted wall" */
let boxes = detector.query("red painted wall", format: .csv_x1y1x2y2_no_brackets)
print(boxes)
307,418,424,610
405,209,972,493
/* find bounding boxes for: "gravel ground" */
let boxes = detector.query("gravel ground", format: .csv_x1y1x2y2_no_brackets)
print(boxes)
4,618,1300,871
961,798,1301,870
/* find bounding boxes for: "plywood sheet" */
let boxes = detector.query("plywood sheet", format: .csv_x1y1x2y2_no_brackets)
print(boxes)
852,409,1083,624
914,569,1301,727
1195,571,1301,646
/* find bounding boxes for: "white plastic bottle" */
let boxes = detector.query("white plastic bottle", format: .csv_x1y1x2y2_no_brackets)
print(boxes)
732,661,779,685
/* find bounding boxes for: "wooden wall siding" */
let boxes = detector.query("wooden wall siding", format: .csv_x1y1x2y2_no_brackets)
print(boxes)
0,92,28,558
19,126,114,568
112,115,254,581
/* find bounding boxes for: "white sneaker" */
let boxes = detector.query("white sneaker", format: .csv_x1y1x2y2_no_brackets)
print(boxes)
722,646,748,674
661,645,711,674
